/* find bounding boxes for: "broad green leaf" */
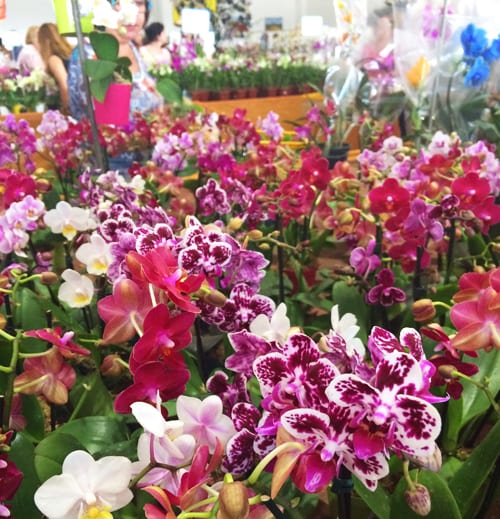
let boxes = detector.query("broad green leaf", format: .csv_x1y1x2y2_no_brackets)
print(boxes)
84,59,117,80
89,31,119,61
69,371,114,417
390,470,462,519
90,76,113,103
449,419,500,519
54,416,129,455
156,77,183,104
34,432,86,481
18,289,47,330
9,432,41,519
21,395,46,443
444,349,500,450
354,476,390,519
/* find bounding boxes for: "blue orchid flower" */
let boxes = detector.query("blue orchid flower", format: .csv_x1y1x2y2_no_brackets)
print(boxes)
461,23,489,58
464,56,490,87
483,37,500,64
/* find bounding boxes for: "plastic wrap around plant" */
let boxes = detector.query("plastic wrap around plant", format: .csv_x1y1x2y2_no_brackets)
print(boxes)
393,0,500,139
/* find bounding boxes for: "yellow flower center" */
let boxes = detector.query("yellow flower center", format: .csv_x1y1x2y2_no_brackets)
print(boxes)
80,505,113,519
62,223,77,240
91,258,108,273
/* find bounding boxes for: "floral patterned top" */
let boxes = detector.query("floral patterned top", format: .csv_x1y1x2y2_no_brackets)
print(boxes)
68,39,163,121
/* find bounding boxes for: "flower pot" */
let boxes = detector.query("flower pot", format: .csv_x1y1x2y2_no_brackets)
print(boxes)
212,88,232,101
93,83,132,126
191,89,211,102
231,88,248,100
52,0,93,36
247,87,259,98
260,86,278,98
325,143,351,168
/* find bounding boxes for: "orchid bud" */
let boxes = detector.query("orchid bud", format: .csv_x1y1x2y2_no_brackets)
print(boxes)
258,243,271,251
247,230,263,240
410,445,442,472
40,272,58,285
412,299,436,322
100,354,124,377
203,289,227,307
0,314,6,330
35,178,52,193
437,364,456,380
404,483,431,516
217,481,249,519
338,211,353,226
228,218,243,231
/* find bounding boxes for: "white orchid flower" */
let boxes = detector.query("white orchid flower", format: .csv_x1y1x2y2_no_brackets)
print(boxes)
43,201,96,241
34,450,133,519
250,302,293,345
330,304,365,357
58,269,94,308
75,233,113,275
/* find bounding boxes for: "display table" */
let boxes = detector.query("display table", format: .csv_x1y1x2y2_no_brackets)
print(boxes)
197,93,362,150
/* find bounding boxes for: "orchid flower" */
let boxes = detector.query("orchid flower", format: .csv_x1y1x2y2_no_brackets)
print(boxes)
34,450,133,519
58,269,94,308
43,201,96,240
75,233,113,275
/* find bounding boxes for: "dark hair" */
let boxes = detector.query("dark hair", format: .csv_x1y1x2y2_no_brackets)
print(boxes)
144,22,164,44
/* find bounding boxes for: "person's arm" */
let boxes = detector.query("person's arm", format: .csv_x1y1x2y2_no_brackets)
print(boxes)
48,55,69,113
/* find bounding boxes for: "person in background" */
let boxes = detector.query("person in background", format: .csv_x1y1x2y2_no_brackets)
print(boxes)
0,38,12,68
38,23,73,113
140,22,170,69
16,26,44,74
68,0,163,121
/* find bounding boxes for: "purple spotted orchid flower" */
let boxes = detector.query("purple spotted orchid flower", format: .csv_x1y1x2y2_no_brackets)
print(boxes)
253,333,339,425
176,216,233,277
326,350,442,462
195,178,231,216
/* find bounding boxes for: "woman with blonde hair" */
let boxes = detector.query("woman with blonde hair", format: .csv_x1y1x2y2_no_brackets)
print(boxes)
38,22,73,113
17,26,44,74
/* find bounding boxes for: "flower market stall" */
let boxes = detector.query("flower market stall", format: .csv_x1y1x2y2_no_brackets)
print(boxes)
0,1,500,519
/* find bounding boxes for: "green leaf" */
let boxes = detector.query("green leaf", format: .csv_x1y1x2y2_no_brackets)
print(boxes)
69,371,114,417
390,470,462,519
444,349,500,450
34,432,86,481
21,395,46,442
84,59,117,80
54,416,129,455
89,31,119,61
354,476,390,519
449,419,500,519
18,289,48,330
90,76,113,103
156,77,183,104
9,432,41,519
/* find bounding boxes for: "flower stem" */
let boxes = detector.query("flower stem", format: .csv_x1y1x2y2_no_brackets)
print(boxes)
2,330,23,430
68,383,92,422
129,462,155,489
452,370,500,417
403,460,416,492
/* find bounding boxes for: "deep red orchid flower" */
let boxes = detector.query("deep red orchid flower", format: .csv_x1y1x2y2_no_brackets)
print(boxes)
368,177,410,214
451,172,491,210
114,360,190,414
127,246,204,314
130,303,195,372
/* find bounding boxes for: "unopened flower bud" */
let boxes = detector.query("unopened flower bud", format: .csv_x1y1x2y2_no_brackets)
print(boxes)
35,178,52,193
437,364,457,380
40,272,58,285
0,314,6,330
258,243,271,251
228,218,243,231
217,482,249,519
247,230,263,240
100,354,124,377
338,211,353,226
0,276,9,288
203,289,227,307
412,299,436,322
410,444,442,472
404,483,431,516
491,242,500,254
